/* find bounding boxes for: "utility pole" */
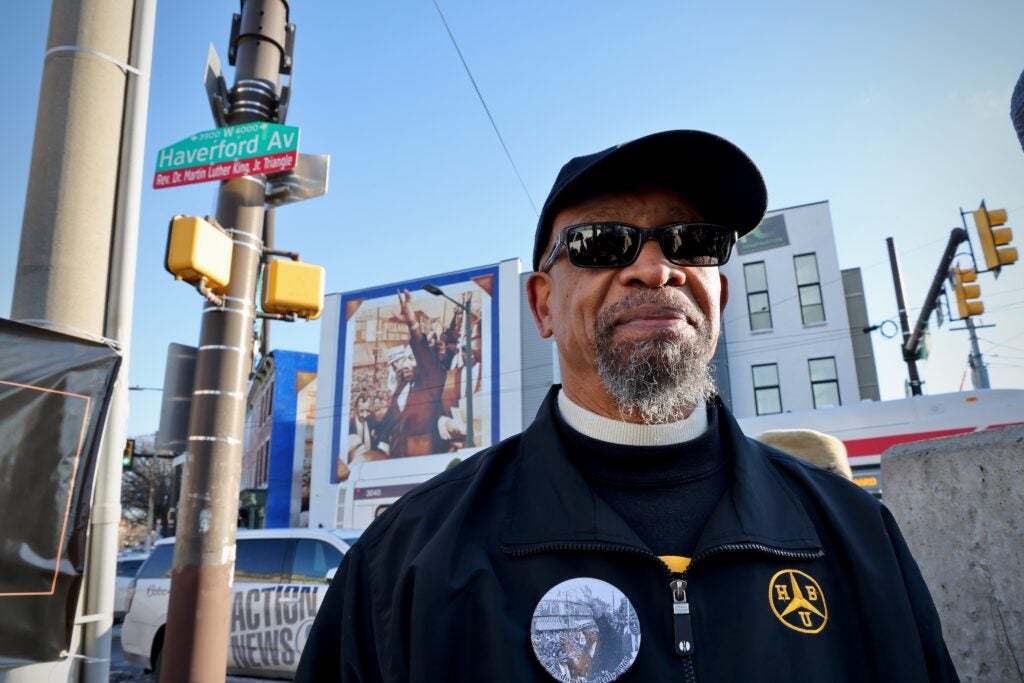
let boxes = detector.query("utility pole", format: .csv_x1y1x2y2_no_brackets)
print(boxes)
7,1,154,682
886,237,923,396
161,2,292,681
964,318,991,389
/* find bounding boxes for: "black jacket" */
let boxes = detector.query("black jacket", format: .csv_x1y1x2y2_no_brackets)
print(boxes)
297,387,958,682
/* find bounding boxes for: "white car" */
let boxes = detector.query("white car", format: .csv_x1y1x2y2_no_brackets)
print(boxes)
121,528,361,678
115,551,150,621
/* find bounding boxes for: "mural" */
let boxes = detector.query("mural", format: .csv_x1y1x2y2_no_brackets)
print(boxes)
332,266,500,483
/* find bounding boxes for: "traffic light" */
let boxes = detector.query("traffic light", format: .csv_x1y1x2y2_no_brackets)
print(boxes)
951,266,984,318
973,202,1018,275
122,438,136,468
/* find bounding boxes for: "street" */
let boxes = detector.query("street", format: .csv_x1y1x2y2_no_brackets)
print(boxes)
110,625,276,683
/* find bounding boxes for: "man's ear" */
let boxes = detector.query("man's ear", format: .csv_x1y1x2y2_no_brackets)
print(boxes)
526,272,555,339
719,273,729,313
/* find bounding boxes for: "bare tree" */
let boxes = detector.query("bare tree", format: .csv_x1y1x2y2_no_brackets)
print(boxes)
120,434,175,540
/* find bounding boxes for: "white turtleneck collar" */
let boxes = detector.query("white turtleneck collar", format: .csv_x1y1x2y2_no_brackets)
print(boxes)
556,389,708,446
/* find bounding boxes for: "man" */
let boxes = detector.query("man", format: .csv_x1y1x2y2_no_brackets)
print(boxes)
348,394,382,459
377,290,449,457
297,130,957,682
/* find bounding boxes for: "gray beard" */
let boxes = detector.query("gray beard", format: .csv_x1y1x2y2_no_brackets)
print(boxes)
594,292,717,424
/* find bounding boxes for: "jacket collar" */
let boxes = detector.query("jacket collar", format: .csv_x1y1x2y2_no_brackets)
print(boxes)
501,386,821,557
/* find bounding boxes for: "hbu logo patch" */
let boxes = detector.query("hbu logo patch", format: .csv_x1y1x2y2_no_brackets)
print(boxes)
768,569,828,634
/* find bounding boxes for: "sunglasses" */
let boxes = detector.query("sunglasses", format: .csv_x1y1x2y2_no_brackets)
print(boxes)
540,222,736,272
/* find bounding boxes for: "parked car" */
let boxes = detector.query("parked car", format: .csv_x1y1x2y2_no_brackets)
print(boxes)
115,551,150,621
121,528,361,678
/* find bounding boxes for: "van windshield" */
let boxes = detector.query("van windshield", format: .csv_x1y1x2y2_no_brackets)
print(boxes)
116,559,145,577
137,545,174,579
329,530,362,547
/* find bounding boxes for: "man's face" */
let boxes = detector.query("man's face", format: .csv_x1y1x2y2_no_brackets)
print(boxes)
357,400,371,421
527,187,729,422
392,351,416,383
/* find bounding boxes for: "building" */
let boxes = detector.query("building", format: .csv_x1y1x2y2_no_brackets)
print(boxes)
717,200,880,417
241,350,318,528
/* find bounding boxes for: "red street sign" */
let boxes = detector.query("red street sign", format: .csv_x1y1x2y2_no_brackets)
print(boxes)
153,151,297,189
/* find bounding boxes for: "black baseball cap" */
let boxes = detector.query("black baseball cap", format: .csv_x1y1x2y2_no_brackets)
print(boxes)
533,130,768,271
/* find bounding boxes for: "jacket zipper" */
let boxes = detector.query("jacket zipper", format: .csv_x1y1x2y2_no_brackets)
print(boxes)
670,577,697,683
670,543,824,682
505,541,824,682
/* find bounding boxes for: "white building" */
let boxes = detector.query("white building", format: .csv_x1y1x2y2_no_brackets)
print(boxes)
715,200,879,418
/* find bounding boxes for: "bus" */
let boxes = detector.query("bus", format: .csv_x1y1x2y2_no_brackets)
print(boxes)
737,388,1024,496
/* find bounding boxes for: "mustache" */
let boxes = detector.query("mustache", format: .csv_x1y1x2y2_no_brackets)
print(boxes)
599,289,702,326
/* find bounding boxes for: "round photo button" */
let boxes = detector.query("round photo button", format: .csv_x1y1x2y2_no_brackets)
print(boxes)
530,577,641,683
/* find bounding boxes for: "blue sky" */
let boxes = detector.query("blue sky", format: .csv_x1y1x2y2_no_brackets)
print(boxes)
3,0,1023,437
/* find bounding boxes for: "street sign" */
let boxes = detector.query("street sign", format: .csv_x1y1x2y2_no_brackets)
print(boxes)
153,122,299,189
265,153,330,207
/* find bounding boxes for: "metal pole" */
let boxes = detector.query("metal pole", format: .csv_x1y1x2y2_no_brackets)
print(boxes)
463,298,474,448
964,317,991,389
146,478,156,551
260,207,275,358
83,2,157,681
886,237,923,396
903,228,966,359
161,2,289,681
7,1,143,681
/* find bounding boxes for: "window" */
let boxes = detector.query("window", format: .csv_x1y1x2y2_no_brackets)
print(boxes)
255,442,269,487
116,558,145,578
794,253,825,324
136,545,174,580
743,261,772,331
752,363,782,415
809,357,841,409
234,538,288,583
290,540,343,584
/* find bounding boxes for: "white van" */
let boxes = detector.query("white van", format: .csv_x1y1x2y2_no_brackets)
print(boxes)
114,550,150,621
121,528,361,678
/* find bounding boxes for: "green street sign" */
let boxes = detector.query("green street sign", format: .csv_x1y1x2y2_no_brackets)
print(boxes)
153,122,299,188
737,214,790,255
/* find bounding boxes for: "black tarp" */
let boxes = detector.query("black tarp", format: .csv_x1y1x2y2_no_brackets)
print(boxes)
0,318,121,665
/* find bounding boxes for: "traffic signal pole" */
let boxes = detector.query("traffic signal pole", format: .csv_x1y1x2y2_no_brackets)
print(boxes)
888,229,970,396
903,228,967,361
886,237,923,396
161,2,291,681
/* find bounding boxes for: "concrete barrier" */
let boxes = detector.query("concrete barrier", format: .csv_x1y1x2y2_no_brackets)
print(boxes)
881,425,1024,682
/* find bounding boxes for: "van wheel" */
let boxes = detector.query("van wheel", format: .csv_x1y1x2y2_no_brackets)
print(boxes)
150,628,164,677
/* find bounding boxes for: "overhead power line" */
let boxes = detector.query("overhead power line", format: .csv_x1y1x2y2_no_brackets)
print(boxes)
429,0,539,216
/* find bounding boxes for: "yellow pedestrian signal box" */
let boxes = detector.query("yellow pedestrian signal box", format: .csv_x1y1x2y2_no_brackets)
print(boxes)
165,215,233,289
951,267,984,318
262,260,325,320
973,203,1018,274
